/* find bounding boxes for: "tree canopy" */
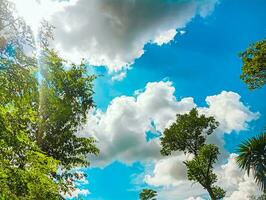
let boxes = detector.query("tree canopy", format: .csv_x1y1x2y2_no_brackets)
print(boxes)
0,0,99,198
160,108,225,200
0,49,99,199
161,108,219,156
240,39,266,90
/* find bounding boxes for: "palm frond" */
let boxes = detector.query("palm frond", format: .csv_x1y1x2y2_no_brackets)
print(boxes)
236,132,266,192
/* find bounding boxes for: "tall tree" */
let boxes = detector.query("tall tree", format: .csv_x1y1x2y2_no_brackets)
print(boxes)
240,39,266,90
0,1,99,198
237,132,266,193
37,50,99,193
160,108,225,200
139,189,157,200
0,56,62,199
0,49,99,199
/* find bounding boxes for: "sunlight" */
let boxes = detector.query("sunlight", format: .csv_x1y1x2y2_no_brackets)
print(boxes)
11,0,75,35
12,0,49,34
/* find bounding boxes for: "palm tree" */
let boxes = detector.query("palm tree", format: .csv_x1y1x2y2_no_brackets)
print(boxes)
236,132,266,192
139,189,157,200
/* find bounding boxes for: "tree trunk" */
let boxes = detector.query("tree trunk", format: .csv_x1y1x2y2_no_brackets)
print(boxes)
206,187,216,200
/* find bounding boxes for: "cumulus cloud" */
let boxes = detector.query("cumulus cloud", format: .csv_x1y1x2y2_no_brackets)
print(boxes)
144,154,189,187
79,80,260,198
149,154,261,200
218,154,261,200
79,81,258,172
79,81,195,166
157,182,206,200
200,91,260,133
153,29,177,46
50,0,218,73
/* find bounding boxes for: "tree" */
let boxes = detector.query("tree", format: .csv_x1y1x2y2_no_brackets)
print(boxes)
0,49,98,198
185,145,226,199
240,39,266,90
161,108,219,156
139,189,157,200
160,108,225,200
0,1,99,198
236,132,266,192
37,50,99,193
0,56,62,199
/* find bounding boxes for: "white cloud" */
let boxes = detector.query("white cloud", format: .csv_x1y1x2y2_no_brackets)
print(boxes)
200,91,260,133
218,154,261,200
148,154,261,200
79,81,258,172
77,81,259,198
111,71,127,81
153,29,177,46
79,81,195,166
157,182,206,200
186,197,205,200
62,188,90,199
144,154,189,187
12,0,76,34
50,0,218,73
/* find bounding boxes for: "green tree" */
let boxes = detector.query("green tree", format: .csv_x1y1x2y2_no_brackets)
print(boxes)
0,0,98,198
0,50,99,198
139,189,157,200
0,57,61,199
161,108,219,156
0,49,98,198
237,132,266,192
38,50,99,193
160,108,225,200
240,39,266,90
185,145,226,199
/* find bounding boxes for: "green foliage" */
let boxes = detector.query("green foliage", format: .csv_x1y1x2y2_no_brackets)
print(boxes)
0,48,98,198
38,50,99,168
185,145,225,199
237,132,266,192
160,109,225,200
160,108,219,156
139,189,157,200
240,39,266,90
0,57,61,199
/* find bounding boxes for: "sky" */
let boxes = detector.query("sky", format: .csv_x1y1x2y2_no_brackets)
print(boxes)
12,0,266,199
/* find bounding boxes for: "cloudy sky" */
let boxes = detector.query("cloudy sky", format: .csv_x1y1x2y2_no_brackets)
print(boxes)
13,0,266,199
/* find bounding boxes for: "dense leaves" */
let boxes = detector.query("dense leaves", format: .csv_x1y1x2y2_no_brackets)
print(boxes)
185,145,225,200
161,108,219,156
237,132,266,192
0,57,61,199
240,39,266,90
0,1,99,198
139,189,157,200
38,50,99,168
0,50,99,198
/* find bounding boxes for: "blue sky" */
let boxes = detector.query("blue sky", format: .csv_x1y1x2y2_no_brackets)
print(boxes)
67,0,266,199
15,0,264,199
